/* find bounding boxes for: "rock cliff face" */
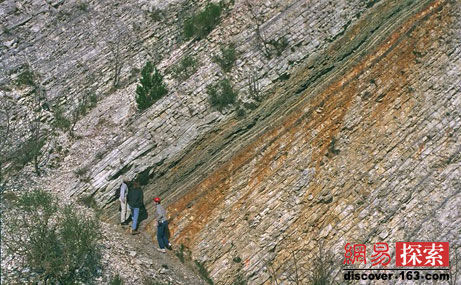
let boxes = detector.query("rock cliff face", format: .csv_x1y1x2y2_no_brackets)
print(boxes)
1,0,460,284
150,0,461,284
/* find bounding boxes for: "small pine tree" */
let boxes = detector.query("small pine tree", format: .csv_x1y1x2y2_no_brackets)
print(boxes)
135,62,168,110
183,2,222,40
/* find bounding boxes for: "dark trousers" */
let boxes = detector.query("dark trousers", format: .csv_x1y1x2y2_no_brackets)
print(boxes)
157,221,169,249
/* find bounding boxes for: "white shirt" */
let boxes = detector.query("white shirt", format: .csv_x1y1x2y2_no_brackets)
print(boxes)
119,182,128,201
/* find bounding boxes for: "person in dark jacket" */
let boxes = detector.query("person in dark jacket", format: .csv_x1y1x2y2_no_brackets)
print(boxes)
127,181,143,234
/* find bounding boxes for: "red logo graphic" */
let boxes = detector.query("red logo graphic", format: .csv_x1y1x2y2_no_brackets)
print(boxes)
395,242,449,267
343,243,367,265
371,243,391,266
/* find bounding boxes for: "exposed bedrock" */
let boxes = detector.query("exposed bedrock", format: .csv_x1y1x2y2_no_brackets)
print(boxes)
142,0,460,284
2,0,460,283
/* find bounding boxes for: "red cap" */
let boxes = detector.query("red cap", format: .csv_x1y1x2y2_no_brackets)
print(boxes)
154,197,161,203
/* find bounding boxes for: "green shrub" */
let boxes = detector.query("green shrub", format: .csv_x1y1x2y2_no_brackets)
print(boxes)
194,260,214,285
136,62,168,110
76,1,89,11
149,8,163,22
14,135,46,168
78,194,98,209
235,106,245,118
268,36,288,56
89,93,98,106
212,44,236,73
3,190,101,283
243,102,258,110
171,55,199,81
328,137,340,156
207,79,237,112
16,66,36,87
233,274,247,285
175,244,186,263
183,2,222,40
74,165,89,177
309,243,335,285
110,274,124,285
53,107,71,131
233,256,242,263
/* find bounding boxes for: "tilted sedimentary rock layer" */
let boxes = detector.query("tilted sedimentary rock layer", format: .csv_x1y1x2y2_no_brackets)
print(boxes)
2,0,373,206
142,0,460,284
2,0,459,283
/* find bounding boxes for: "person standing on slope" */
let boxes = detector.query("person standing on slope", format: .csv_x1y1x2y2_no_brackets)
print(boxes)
154,197,171,253
127,181,143,235
120,177,130,225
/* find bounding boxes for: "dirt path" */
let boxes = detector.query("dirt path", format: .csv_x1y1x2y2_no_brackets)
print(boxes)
99,219,207,285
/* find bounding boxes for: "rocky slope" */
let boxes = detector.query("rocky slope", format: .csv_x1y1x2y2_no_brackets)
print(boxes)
1,0,460,284
152,0,461,283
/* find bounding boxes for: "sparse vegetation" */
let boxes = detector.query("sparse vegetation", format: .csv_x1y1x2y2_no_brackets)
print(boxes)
183,2,223,40
309,244,335,285
244,1,290,59
78,194,102,217
9,67,52,176
89,93,98,105
149,8,163,22
68,93,98,136
13,111,51,177
247,71,262,102
171,55,199,81
95,150,106,160
2,190,102,284
78,194,97,209
14,132,45,168
235,104,246,118
268,36,289,56
176,244,186,263
1,99,15,183
108,40,122,89
3,26,11,35
136,62,168,111
233,274,247,285
207,78,237,112
212,44,236,73
76,1,89,12
15,65,36,87
110,274,124,285
328,137,340,156
243,102,258,110
75,165,90,177
53,106,71,131
194,260,214,285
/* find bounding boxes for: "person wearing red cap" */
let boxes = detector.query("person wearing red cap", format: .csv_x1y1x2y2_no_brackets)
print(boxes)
154,197,171,253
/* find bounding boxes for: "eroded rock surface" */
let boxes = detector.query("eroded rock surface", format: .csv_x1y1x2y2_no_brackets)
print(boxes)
1,0,460,284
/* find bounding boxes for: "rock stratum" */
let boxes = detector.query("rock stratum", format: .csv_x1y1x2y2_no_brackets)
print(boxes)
155,0,461,283
1,0,460,284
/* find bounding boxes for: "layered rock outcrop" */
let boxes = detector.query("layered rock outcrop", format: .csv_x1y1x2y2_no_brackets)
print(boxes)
144,0,460,283
1,0,460,284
